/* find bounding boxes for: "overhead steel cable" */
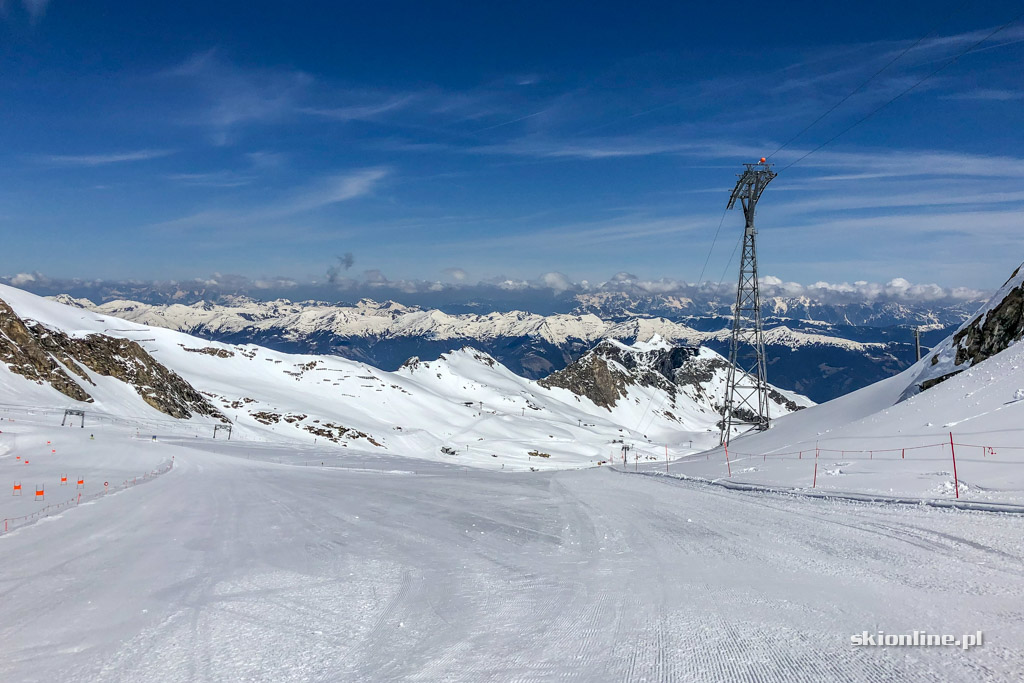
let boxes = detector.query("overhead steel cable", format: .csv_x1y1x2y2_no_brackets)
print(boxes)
766,0,972,161
779,12,1024,172
696,206,730,286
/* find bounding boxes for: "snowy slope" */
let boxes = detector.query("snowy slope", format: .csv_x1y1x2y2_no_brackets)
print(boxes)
4,431,1022,682
4,284,756,470
665,265,1024,503
1,288,1020,683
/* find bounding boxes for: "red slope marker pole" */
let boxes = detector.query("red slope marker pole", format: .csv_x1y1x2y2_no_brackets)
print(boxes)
724,444,731,477
950,432,959,499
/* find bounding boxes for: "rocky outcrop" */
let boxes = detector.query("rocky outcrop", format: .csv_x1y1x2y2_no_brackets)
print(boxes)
0,299,94,402
540,336,806,421
180,345,235,358
539,339,690,409
0,297,227,421
905,263,1024,397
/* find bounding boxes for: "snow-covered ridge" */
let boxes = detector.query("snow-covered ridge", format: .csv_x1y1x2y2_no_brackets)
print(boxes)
71,296,883,352
3,284,775,469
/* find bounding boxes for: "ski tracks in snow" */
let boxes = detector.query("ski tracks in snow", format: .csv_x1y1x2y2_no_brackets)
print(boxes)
1,449,1023,681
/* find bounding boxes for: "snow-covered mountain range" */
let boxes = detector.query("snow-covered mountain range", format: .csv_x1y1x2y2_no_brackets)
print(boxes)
4,259,1024,500
1,284,810,470
55,295,920,402
570,290,979,327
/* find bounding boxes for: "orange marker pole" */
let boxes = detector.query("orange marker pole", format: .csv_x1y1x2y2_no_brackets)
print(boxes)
950,432,959,499
724,444,731,477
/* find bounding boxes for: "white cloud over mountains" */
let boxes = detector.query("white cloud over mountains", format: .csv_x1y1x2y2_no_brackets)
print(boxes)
2,270,988,308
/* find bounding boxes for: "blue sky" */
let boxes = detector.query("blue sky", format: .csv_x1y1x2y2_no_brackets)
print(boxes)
1,0,1022,295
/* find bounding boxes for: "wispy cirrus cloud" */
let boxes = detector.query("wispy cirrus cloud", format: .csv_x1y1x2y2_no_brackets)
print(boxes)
2,0,51,21
299,95,417,122
278,168,389,216
150,166,390,232
160,50,513,144
163,49,313,144
38,149,174,166
941,88,1024,101
778,147,1024,179
165,170,256,188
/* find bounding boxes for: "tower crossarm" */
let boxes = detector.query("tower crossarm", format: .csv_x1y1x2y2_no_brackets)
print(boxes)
726,161,777,216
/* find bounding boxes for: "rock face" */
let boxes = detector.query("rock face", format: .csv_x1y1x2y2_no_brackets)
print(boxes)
0,297,227,421
539,336,807,422
904,263,1024,398
0,299,94,402
540,339,694,409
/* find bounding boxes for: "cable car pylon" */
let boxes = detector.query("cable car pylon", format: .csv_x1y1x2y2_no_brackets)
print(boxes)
720,158,775,446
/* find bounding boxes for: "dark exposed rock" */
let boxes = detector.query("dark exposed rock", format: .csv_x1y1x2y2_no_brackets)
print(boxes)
0,299,93,402
539,340,695,410
540,338,804,419
302,421,382,446
180,345,235,358
907,264,1024,397
951,281,1024,370
0,297,227,421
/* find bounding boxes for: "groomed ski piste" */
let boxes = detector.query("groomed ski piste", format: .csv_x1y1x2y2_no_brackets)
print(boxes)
2,283,1024,681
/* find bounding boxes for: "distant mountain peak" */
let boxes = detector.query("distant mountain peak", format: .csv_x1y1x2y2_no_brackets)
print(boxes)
540,337,810,425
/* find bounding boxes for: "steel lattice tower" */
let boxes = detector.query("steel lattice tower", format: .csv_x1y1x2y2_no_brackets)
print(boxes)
720,160,776,446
